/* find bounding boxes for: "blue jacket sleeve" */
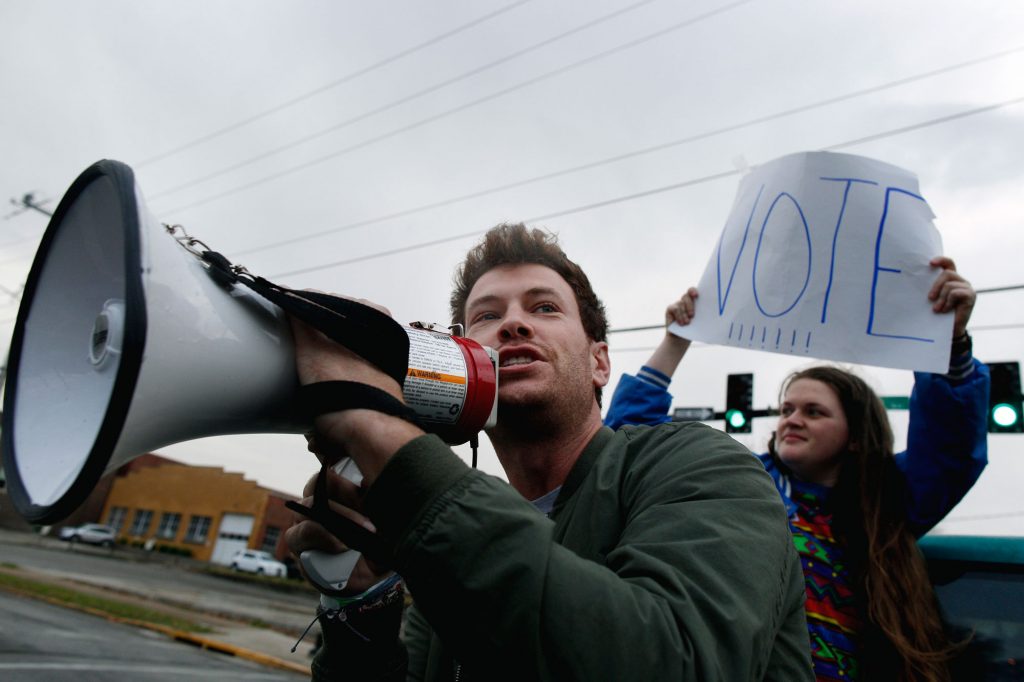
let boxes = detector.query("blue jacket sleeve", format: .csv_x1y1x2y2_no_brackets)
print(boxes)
896,357,990,536
604,371,674,429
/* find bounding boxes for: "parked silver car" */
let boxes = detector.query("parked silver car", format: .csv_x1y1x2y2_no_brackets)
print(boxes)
59,523,117,547
229,549,287,577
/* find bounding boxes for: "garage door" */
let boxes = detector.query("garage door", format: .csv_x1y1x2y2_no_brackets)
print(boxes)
210,513,254,565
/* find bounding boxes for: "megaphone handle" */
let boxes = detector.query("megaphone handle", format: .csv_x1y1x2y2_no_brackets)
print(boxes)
285,461,393,597
299,548,363,595
284,490,391,565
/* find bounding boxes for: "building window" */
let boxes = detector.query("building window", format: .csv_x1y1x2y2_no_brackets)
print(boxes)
129,509,153,537
185,515,212,544
260,526,281,554
107,506,127,533
156,512,181,540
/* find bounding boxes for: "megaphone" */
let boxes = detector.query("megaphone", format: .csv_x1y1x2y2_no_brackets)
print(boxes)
2,160,498,526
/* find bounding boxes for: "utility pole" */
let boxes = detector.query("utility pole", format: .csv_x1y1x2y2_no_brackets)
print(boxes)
0,282,22,301
2,193,48,309
6,193,53,218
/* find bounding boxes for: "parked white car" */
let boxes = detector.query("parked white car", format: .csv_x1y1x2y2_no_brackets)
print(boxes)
229,549,287,577
59,523,117,547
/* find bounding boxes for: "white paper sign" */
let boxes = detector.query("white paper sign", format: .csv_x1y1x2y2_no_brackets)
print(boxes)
674,151,952,372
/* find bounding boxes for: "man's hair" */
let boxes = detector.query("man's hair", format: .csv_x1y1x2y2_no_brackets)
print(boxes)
450,223,609,403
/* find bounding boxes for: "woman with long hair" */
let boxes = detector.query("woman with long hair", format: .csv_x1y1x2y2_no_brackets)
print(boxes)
604,257,989,681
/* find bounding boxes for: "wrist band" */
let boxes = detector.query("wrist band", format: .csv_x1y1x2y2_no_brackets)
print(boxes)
318,575,405,643
320,573,404,613
950,332,972,358
947,332,974,380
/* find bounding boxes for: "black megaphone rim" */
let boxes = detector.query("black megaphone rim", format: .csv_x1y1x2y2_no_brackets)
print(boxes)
1,159,148,524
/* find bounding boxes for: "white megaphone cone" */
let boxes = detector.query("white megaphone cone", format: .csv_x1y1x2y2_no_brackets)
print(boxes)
2,160,304,524
3,160,498,594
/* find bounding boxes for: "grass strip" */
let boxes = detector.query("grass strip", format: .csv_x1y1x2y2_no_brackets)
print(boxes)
0,571,213,633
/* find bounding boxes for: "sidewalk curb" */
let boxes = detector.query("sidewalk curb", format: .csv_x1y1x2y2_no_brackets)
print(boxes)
0,583,311,676
147,625,312,676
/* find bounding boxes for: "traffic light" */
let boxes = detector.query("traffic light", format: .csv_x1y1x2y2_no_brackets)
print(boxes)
725,373,753,433
987,361,1023,433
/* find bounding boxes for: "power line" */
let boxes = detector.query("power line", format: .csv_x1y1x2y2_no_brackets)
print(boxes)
0,249,39,267
159,0,757,216
610,325,672,335
595,286,1024,339
608,323,1024,344
977,284,1024,294
268,95,1024,279
148,0,662,200
269,167,743,278
231,44,1024,259
0,282,22,301
971,322,1024,332
825,97,1024,152
606,290,1024,335
612,345,681,353
134,0,535,168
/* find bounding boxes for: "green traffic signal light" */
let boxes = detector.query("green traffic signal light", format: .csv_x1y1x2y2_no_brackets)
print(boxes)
992,403,1021,429
725,373,753,434
725,409,748,430
987,362,1024,433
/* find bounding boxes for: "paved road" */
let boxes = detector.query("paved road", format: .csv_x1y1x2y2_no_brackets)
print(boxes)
0,529,318,674
0,589,307,681
1,531,316,634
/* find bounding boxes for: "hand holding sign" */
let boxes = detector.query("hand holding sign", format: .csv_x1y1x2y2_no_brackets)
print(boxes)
675,151,955,372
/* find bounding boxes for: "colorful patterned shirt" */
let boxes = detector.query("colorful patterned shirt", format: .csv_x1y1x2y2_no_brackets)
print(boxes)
789,478,862,680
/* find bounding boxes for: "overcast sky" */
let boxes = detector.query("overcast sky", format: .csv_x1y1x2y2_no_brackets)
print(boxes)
2,0,1022,534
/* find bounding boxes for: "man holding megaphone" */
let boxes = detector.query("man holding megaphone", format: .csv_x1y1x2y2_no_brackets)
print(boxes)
0,161,808,678
285,223,813,681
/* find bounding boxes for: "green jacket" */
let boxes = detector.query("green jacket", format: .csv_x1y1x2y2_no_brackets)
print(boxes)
313,422,812,681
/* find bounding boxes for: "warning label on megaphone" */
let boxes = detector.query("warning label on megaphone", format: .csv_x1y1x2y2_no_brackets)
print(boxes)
402,325,498,442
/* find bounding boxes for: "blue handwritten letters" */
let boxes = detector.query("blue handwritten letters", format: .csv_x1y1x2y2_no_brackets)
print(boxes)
677,151,952,372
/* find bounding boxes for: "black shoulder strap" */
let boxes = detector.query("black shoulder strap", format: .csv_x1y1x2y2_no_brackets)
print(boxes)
298,381,419,424
199,251,415,559
201,250,410,388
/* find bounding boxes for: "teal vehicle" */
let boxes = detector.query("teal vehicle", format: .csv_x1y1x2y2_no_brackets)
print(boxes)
920,535,1024,680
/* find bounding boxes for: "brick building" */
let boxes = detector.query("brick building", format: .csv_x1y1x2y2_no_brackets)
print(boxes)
99,459,296,564
1,452,296,565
